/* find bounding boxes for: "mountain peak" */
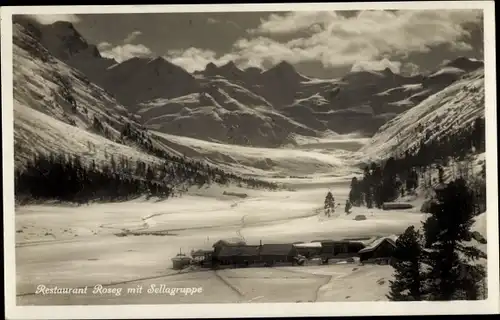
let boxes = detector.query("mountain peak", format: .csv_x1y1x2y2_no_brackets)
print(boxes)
147,56,167,64
222,61,236,68
444,56,484,72
383,67,394,75
244,66,264,73
266,60,297,74
219,61,243,73
50,20,77,29
205,62,218,70
46,21,81,39
275,60,294,70
263,60,309,82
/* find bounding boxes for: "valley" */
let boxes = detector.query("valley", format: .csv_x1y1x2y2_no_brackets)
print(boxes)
10,14,488,306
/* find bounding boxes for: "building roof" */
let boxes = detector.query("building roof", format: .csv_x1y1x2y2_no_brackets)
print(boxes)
358,235,398,254
259,244,296,256
213,238,246,248
312,239,334,243
321,240,355,246
216,245,260,257
294,242,322,248
191,249,213,257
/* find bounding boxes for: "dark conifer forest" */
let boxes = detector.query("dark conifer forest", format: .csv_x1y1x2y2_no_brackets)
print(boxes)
15,121,279,204
349,117,486,209
380,117,488,301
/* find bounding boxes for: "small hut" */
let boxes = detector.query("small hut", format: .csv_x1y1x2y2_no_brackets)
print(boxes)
382,202,413,210
191,249,214,267
358,236,397,264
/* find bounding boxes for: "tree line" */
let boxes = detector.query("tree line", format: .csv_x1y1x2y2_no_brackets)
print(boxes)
349,117,486,209
119,122,279,190
15,153,173,204
368,116,488,301
15,122,280,204
388,177,486,301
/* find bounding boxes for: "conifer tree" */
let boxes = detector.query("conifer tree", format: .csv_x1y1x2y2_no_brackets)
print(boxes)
387,226,425,301
423,178,486,300
324,191,335,217
349,177,362,206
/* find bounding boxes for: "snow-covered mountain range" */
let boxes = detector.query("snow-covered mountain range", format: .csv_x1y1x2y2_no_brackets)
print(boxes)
12,16,485,167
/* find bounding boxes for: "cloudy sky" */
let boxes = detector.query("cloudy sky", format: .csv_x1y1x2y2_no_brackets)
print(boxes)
31,10,484,78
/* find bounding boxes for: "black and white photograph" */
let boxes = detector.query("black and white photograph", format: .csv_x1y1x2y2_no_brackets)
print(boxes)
2,2,498,319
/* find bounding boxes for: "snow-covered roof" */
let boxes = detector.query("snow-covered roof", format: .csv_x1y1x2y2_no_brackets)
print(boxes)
293,242,322,248
358,235,398,254
212,238,246,247
260,244,295,255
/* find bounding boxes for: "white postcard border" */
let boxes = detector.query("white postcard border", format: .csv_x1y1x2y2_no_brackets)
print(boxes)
2,1,498,318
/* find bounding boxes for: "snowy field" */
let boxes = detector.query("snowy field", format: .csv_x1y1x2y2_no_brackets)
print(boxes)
16,172,428,305
14,134,486,305
10,19,489,307
151,130,365,177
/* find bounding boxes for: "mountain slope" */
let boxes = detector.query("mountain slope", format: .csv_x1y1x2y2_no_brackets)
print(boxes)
358,67,485,161
12,21,163,168
13,20,281,197
100,57,201,110
14,16,485,148
13,16,117,82
135,76,320,148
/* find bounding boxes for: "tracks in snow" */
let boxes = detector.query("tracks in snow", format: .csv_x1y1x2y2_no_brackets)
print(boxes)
16,195,321,246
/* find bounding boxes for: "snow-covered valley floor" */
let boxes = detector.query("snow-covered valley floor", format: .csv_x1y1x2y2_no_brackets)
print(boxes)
16,179,429,305
14,137,486,305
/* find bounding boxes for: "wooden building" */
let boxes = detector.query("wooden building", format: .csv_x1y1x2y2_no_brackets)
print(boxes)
259,244,298,265
358,237,397,264
319,240,366,262
191,249,214,268
294,242,322,258
213,245,260,267
212,238,247,256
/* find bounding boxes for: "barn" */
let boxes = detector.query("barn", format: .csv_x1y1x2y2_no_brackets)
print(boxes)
259,243,298,266
358,236,398,264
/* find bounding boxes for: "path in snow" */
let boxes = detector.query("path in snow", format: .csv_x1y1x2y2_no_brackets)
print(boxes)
15,173,428,305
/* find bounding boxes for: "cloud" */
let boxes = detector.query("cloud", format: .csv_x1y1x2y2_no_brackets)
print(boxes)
97,42,112,51
242,9,482,68
165,48,217,72
97,31,151,62
249,11,340,35
124,31,142,44
100,44,152,63
165,9,483,73
351,58,402,73
28,14,81,25
401,62,421,76
449,41,474,51
165,48,237,72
